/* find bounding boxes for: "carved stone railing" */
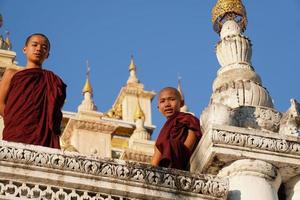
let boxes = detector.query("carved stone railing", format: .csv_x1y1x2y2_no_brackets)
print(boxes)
0,140,228,200
190,124,300,182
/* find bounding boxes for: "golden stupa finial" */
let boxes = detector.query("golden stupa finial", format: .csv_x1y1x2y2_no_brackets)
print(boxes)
82,60,93,95
134,95,145,121
129,54,136,71
5,31,11,50
212,0,247,33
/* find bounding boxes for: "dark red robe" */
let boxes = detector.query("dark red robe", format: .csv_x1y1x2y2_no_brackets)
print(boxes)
155,112,202,170
3,68,66,149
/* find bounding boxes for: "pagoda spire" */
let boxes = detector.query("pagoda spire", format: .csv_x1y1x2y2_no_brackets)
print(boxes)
177,76,189,112
131,96,150,140
82,60,93,95
78,60,97,112
134,95,145,121
127,55,139,84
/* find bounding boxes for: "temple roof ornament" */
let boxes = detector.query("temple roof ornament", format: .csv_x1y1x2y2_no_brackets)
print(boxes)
82,60,93,95
212,0,247,34
127,55,139,84
134,96,145,121
0,15,12,50
177,76,189,112
5,31,11,50
78,61,97,112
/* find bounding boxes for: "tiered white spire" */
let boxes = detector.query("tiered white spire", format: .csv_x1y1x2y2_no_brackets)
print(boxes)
209,0,273,109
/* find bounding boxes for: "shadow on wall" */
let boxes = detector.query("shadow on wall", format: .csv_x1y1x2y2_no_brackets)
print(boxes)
228,190,241,200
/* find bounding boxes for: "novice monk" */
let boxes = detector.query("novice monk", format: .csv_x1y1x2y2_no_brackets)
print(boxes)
151,87,202,170
0,33,66,148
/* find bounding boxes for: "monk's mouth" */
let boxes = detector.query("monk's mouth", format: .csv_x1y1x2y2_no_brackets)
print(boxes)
164,109,173,113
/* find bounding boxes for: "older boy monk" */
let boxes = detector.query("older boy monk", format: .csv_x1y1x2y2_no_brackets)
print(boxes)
0,33,66,148
151,87,202,170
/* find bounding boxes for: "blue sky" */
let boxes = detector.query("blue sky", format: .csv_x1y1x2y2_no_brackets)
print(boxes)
1,0,300,139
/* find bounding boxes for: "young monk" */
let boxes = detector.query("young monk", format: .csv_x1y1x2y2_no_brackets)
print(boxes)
0,33,66,148
151,87,202,170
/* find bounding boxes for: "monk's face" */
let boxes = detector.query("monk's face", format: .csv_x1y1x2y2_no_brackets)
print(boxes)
158,88,183,118
23,35,49,66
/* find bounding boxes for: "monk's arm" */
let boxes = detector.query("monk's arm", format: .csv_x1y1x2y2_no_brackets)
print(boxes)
0,69,16,117
184,129,198,153
151,146,162,166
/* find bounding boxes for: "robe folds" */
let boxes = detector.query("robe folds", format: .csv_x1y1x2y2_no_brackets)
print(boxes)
3,68,66,149
155,112,202,170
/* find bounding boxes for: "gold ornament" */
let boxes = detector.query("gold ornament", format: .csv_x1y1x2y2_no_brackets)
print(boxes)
212,0,247,33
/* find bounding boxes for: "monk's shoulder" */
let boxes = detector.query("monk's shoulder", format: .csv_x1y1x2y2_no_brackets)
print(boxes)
2,68,20,81
179,112,199,121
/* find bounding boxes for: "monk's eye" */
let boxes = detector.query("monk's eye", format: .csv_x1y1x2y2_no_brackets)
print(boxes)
42,45,48,51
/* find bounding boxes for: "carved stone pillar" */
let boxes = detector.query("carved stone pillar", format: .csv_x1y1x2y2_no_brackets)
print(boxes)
218,159,281,200
285,175,300,200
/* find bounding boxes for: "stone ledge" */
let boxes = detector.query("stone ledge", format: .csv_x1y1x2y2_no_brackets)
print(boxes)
0,140,228,200
190,124,300,182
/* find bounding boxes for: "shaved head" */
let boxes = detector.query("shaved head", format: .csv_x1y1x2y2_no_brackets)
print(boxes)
158,87,182,100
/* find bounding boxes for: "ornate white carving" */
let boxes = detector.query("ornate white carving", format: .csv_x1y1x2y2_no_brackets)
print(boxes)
201,105,281,133
218,159,281,200
279,98,300,136
0,180,133,200
212,129,300,155
216,34,252,71
74,120,117,133
218,159,278,181
220,20,241,39
200,103,236,134
131,119,150,140
0,141,228,199
211,80,274,109
234,106,282,132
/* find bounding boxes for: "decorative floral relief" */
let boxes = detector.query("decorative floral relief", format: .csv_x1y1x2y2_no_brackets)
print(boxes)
212,129,300,155
0,141,228,198
233,106,281,132
0,180,134,200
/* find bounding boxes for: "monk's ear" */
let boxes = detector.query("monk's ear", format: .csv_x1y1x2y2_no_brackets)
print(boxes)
23,47,27,54
45,52,50,59
180,100,184,108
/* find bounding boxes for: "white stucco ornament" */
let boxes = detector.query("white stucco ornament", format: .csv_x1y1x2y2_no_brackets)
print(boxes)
220,20,241,39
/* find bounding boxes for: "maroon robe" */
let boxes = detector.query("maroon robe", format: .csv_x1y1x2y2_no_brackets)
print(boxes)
155,112,202,170
3,68,66,149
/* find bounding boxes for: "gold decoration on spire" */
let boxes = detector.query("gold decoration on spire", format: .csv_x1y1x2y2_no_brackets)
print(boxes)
129,54,136,71
82,60,93,94
212,0,247,33
5,31,11,50
134,96,145,121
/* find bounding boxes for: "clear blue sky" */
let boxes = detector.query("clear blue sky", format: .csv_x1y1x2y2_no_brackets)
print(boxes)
1,0,300,139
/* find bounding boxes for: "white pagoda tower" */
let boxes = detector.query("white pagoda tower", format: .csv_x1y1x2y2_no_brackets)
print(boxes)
191,0,300,200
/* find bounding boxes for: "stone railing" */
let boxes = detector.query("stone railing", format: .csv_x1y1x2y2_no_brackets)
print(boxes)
0,140,228,200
